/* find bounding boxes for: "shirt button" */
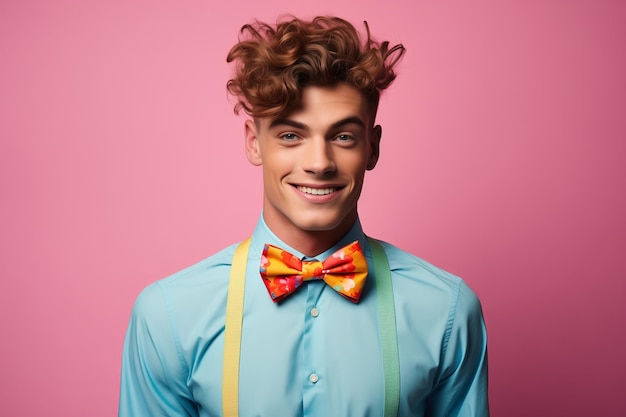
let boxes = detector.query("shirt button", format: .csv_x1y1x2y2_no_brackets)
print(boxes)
310,307,320,317
309,373,319,383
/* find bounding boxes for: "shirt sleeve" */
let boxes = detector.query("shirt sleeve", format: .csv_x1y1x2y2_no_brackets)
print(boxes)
118,283,198,417
426,280,490,417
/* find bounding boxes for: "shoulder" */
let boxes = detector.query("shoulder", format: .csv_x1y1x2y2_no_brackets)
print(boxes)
158,242,239,288
374,239,463,291
131,242,240,321
372,239,483,317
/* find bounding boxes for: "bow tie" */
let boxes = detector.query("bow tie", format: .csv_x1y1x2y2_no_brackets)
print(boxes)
260,241,368,303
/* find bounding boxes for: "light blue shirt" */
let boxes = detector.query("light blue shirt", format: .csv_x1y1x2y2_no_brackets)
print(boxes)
119,217,489,416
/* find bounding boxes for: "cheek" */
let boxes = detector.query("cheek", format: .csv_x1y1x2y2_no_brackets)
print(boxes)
344,155,369,177
262,156,296,185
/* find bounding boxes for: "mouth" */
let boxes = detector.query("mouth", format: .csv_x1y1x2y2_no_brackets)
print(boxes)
295,185,340,196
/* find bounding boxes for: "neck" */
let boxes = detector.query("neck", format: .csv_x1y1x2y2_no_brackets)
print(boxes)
263,212,357,257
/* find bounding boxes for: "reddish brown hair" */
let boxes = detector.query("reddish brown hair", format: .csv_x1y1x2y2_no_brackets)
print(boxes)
226,16,405,119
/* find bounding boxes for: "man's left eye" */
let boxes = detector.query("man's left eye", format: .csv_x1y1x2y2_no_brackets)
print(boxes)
336,134,353,142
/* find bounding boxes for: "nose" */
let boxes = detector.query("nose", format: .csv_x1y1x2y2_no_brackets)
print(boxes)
302,137,336,175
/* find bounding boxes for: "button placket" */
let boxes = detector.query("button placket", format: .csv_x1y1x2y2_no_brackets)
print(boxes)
302,272,326,408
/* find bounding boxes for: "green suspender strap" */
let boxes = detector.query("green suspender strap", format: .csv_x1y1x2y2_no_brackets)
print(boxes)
369,238,401,417
222,237,400,417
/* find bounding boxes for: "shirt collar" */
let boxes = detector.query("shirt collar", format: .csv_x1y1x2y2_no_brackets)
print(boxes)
249,213,367,261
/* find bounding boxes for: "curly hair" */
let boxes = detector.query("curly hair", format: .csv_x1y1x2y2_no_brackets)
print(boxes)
226,16,405,119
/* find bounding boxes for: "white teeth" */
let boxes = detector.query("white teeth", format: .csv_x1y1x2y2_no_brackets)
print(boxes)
297,186,337,195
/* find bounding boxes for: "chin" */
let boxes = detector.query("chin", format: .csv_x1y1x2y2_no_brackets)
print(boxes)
292,212,353,233
297,222,341,233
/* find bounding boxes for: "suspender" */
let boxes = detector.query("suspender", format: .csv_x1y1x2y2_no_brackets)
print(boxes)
370,238,400,417
222,237,399,417
222,237,251,417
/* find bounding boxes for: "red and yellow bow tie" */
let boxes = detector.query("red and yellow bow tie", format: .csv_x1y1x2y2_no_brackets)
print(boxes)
260,241,368,303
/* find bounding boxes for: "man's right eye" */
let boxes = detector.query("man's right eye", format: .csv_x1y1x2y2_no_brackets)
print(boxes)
280,133,299,141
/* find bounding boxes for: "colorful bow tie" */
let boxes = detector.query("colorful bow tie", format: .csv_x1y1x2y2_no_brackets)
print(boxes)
260,241,368,303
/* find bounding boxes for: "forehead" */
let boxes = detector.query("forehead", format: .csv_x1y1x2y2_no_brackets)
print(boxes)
261,84,372,130
299,84,368,110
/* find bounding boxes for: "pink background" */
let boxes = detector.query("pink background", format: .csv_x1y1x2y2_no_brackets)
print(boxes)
1,1,625,416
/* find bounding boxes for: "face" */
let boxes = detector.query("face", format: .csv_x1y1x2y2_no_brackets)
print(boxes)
245,83,381,247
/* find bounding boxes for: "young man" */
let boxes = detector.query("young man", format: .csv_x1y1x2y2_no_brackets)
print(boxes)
119,16,489,417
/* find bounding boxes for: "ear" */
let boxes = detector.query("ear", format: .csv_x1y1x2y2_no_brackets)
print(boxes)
366,124,382,170
245,119,263,166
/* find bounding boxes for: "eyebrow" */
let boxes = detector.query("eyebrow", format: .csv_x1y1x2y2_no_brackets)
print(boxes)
269,116,366,131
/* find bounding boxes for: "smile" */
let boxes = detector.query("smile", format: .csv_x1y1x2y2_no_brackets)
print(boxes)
296,186,338,196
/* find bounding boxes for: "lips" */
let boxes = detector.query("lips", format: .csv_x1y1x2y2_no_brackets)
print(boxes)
296,186,338,196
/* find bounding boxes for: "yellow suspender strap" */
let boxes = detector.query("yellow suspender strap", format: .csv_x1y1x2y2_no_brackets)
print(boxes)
222,237,399,417
222,237,251,417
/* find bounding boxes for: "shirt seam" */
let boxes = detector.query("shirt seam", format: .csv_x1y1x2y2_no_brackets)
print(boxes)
438,278,461,383
157,281,192,393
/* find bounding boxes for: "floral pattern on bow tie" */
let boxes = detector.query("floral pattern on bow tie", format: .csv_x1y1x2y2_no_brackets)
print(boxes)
260,241,368,303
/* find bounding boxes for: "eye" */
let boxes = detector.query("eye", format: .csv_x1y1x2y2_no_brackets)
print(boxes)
334,133,355,144
279,133,300,141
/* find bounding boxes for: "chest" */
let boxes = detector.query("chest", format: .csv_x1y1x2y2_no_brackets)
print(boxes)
187,279,440,417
